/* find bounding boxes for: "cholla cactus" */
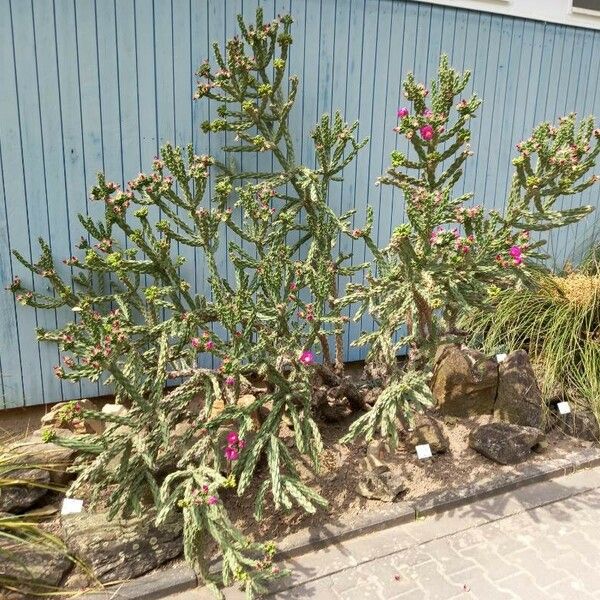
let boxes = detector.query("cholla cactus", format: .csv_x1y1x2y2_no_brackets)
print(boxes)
342,55,600,446
8,9,370,597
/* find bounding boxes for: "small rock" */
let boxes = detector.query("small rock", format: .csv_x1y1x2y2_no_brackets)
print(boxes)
431,344,498,417
101,403,128,418
356,464,406,502
493,350,543,429
556,408,600,442
237,394,262,430
62,510,182,583
0,534,72,596
366,439,392,462
320,399,352,423
0,467,51,513
469,422,544,465
406,415,449,454
41,399,103,434
364,387,383,407
7,428,77,484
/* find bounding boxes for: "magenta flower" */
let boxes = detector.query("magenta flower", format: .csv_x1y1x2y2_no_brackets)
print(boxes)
423,108,433,118
225,376,235,386
207,495,219,505
397,107,409,118
205,339,214,351
509,245,523,265
420,125,434,141
224,446,239,461
299,350,314,365
191,337,201,349
226,431,239,444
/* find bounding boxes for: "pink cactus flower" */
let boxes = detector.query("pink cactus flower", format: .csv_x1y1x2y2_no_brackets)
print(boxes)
289,282,297,291
299,350,314,365
205,340,214,351
207,495,219,505
420,125,434,141
509,245,523,265
224,446,239,461
191,337,201,349
423,109,433,118
225,376,235,386
226,431,239,444
397,107,409,118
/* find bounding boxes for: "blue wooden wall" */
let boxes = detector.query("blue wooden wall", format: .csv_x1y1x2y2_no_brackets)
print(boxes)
1,0,599,408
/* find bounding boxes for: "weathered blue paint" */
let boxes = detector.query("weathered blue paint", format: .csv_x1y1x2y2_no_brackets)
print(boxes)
1,0,599,408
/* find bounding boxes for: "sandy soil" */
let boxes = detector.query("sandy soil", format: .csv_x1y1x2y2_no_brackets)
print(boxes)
223,411,590,543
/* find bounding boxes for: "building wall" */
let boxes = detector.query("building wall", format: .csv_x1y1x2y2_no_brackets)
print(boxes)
417,0,600,31
1,0,599,408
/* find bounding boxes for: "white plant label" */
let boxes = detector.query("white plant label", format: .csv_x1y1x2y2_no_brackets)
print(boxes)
416,444,433,460
557,401,571,415
496,353,508,363
61,497,84,515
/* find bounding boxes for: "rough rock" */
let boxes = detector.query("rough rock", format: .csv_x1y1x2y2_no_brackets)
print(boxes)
356,463,407,502
41,399,103,434
101,403,128,418
0,467,50,513
431,344,498,417
62,510,182,583
406,415,449,454
366,439,392,462
319,397,353,423
493,350,543,428
7,428,77,484
0,533,72,596
469,422,545,465
357,445,406,502
557,408,600,442
364,387,383,407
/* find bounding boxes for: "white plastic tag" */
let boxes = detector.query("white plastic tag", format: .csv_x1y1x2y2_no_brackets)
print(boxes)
416,444,433,460
557,401,571,415
61,498,84,515
496,353,507,363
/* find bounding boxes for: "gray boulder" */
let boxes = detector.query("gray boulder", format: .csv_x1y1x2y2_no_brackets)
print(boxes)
406,414,449,454
0,532,72,597
431,344,498,417
557,408,600,442
7,428,78,484
62,510,183,582
0,468,50,513
494,350,543,428
469,422,544,465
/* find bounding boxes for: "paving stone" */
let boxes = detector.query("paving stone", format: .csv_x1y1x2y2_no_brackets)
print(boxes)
545,578,596,600
504,547,567,589
495,573,553,600
458,545,515,581
447,567,516,600
164,467,600,600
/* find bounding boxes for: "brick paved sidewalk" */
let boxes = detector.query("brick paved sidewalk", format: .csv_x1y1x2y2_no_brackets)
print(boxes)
169,466,600,600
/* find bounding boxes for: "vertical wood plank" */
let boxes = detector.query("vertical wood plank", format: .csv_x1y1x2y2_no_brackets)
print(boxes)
2,0,600,405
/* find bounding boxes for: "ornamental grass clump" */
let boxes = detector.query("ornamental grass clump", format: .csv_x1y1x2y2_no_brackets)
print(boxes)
464,270,600,425
342,55,600,447
8,9,371,598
